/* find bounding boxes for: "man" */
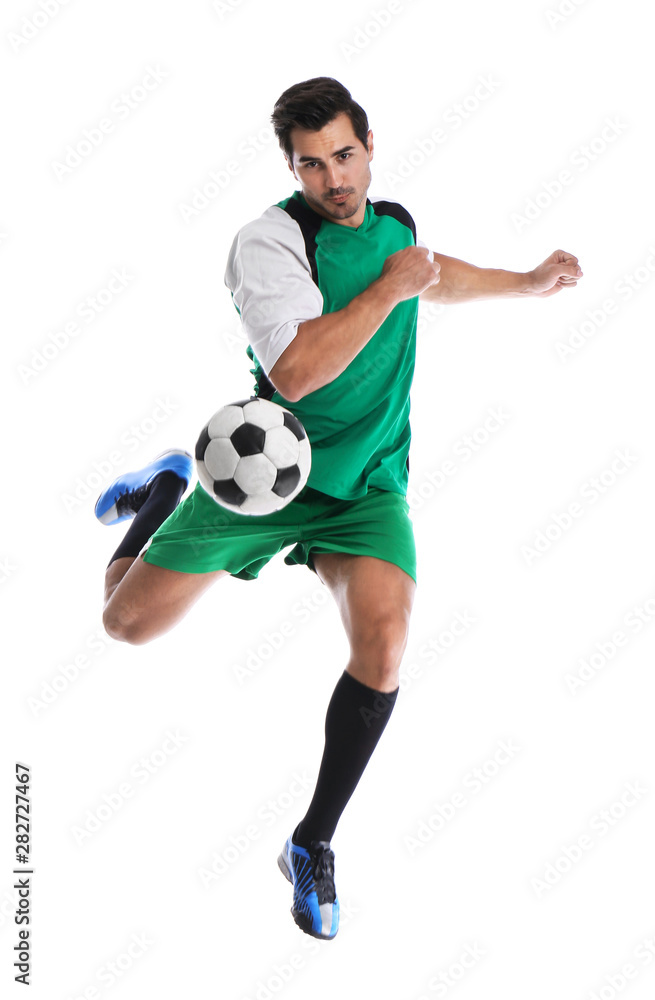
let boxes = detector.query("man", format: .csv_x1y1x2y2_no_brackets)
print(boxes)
97,77,583,940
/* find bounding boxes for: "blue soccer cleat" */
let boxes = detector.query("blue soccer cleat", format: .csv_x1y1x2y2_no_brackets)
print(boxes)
277,834,339,940
95,449,193,526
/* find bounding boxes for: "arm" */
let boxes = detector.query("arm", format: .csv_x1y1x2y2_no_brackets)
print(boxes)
269,280,399,402
419,249,583,304
270,245,438,402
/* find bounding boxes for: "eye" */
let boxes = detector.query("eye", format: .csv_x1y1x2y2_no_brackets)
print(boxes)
339,153,351,161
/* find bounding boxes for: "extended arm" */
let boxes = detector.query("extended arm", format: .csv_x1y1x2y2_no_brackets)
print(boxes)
419,248,583,304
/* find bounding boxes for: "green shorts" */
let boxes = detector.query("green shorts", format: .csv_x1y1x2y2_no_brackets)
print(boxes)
142,481,417,583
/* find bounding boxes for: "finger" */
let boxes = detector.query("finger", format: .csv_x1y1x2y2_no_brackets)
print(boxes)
559,264,583,278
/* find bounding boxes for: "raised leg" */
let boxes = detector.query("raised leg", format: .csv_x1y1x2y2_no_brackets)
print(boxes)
103,555,228,645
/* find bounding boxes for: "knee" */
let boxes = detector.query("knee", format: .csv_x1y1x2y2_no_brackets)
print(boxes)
352,615,410,688
102,606,149,646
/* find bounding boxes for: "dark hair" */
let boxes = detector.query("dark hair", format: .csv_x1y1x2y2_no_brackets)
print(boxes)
271,77,369,161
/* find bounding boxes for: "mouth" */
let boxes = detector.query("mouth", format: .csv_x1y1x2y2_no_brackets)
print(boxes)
328,193,349,203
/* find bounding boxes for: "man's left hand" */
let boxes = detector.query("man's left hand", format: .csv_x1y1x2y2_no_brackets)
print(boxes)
527,250,583,297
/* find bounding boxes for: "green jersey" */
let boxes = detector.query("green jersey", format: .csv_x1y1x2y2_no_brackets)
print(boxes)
224,190,426,500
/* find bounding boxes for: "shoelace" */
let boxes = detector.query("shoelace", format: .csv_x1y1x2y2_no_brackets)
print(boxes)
115,483,150,515
311,847,336,903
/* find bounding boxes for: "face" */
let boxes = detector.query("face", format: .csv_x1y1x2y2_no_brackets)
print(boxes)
287,112,374,227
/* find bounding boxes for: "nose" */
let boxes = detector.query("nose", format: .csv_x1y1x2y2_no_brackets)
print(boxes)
325,162,343,191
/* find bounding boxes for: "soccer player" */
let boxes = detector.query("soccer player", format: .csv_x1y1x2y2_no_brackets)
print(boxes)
96,77,583,940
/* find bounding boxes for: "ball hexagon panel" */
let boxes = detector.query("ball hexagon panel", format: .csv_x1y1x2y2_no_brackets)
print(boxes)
208,404,245,439
234,453,277,494
263,425,300,468
240,491,283,515
243,398,285,431
203,437,240,481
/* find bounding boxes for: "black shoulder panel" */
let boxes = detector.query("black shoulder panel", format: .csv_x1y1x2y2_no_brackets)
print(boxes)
281,195,322,287
369,198,417,242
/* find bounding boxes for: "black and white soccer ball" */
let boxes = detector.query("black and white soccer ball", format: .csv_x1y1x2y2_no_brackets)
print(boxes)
195,398,311,515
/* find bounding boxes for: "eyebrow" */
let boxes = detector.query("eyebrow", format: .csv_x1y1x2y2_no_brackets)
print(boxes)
296,145,356,164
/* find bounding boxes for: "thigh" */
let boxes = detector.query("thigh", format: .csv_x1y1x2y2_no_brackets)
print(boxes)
104,554,228,644
313,552,416,688
314,552,416,631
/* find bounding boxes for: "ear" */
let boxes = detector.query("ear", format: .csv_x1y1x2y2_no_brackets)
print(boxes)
286,155,297,179
366,130,374,161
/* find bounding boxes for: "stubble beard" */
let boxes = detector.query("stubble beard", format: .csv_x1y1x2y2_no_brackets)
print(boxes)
302,163,372,223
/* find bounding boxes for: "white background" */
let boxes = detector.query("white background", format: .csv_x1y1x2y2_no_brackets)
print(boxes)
2,0,655,997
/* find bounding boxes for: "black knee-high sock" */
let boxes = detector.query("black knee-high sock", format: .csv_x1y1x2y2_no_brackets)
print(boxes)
107,471,187,567
294,670,399,847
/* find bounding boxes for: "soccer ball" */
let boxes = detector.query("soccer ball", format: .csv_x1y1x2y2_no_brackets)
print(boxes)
195,398,311,515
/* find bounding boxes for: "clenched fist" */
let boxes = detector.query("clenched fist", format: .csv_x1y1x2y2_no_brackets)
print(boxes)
379,245,441,302
528,250,584,298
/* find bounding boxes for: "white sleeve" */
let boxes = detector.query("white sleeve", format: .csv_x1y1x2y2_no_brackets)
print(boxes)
224,206,324,376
